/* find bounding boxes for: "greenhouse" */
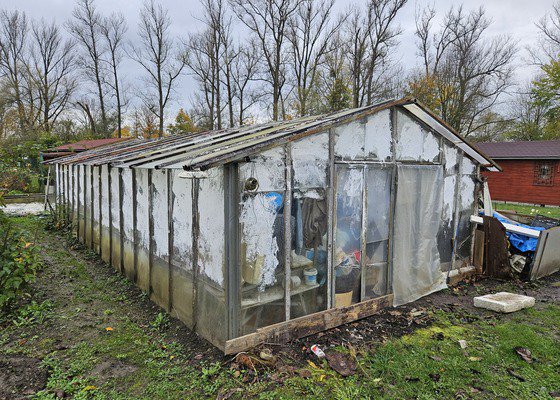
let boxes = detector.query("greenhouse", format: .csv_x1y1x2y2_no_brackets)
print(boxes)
47,98,499,353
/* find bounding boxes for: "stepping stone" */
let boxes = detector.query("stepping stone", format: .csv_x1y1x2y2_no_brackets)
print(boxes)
473,292,535,313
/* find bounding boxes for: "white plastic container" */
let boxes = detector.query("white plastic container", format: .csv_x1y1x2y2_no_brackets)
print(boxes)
303,267,317,286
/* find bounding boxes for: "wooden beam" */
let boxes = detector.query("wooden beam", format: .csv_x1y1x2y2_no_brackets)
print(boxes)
224,294,393,355
470,215,540,238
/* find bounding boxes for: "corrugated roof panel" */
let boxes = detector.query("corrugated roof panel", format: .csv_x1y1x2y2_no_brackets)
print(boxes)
46,98,498,172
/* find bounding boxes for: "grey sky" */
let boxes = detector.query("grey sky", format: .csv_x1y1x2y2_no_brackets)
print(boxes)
0,0,554,117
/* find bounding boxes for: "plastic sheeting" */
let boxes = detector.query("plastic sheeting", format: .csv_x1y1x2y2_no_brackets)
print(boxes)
392,165,447,306
493,211,544,253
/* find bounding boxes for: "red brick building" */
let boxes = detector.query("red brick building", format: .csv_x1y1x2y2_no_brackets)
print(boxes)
476,140,560,206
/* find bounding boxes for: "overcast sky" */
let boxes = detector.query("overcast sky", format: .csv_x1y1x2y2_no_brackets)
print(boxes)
0,0,554,118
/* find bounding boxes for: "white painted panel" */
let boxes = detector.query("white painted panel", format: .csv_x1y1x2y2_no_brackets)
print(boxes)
100,165,110,229
462,157,476,176
396,111,440,162
152,170,168,258
198,167,225,286
240,193,280,290
73,166,78,213
365,110,392,161
444,143,459,175
135,169,149,249
78,165,84,212
172,170,193,269
110,167,120,230
121,168,134,238
334,120,365,159
442,175,456,222
292,132,328,189
239,147,285,192
92,166,100,225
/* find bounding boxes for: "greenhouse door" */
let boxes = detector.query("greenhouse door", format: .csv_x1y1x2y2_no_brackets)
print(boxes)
333,164,392,307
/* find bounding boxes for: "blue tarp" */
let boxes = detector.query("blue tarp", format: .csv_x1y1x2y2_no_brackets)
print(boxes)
493,212,543,253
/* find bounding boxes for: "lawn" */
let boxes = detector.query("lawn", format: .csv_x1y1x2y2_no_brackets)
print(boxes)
1,215,559,399
493,202,560,219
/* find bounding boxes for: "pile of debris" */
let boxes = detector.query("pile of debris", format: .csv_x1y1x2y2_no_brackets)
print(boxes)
471,183,560,281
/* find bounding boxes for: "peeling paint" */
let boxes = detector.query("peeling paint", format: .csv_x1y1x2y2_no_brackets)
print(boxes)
172,170,193,270
334,120,365,159
110,168,120,231
239,147,285,192
462,157,476,176
365,110,392,160
240,193,280,291
198,167,225,286
460,175,476,211
135,169,149,249
442,175,456,222
151,171,168,258
444,144,458,175
396,111,440,162
100,165,110,229
121,169,134,238
292,132,328,188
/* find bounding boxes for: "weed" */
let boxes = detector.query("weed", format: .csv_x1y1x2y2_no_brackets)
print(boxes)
150,312,170,332
12,300,54,327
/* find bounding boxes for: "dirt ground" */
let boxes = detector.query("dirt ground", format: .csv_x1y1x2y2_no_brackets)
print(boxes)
0,216,559,399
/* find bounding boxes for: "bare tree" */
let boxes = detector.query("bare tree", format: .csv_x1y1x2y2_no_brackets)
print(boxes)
533,2,560,64
287,0,342,116
410,6,516,137
231,43,261,125
100,12,127,138
30,19,77,133
67,0,110,136
186,30,218,130
131,0,187,137
0,10,32,133
230,0,298,121
345,0,407,108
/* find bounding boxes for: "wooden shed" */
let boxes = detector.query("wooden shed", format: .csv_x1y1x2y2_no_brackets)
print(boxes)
47,98,498,353
477,140,560,206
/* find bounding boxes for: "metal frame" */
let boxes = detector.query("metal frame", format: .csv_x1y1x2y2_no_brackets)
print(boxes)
283,143,293,322
224,163,240,339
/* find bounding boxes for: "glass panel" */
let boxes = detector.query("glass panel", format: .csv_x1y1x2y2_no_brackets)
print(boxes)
290,189,328,318
334,166,363,306
239,191,286,335
364,167,391,299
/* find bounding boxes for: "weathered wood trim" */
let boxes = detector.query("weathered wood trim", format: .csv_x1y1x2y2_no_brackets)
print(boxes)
191,178,200,331
224,163,240,339
98,166,103,257
326,128,335,308
167,170,174,312
224,294,393,355
148,169,154,296
118,168,125,273
283,143,292,321
132,168,138,283
90,166,94,249
108,165,113,267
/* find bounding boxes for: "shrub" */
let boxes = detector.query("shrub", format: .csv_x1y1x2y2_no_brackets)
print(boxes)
0,212,41,312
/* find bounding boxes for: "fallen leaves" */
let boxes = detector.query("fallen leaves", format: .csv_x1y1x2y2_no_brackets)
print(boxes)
325,352,357,377
514,347,533,363
105,327,113,332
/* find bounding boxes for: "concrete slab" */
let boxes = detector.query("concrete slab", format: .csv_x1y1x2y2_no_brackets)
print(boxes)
473,292,535,313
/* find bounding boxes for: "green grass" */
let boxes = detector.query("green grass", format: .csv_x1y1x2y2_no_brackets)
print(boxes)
493,202,560,219
1,216,559,399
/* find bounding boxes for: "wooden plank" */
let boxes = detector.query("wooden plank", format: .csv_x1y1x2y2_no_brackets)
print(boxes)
224,294,393,355
470,215,541,238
